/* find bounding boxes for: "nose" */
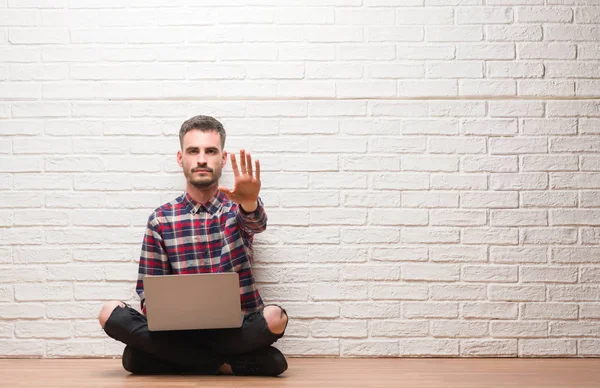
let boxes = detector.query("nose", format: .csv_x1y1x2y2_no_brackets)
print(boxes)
197,151,208,165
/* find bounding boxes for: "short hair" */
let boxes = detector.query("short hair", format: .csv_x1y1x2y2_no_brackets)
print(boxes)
179,115,226,150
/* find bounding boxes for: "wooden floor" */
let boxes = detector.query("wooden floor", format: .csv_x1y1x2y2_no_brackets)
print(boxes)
1,358,600,387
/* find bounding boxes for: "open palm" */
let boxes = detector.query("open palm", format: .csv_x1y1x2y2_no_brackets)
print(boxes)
218,149,261,205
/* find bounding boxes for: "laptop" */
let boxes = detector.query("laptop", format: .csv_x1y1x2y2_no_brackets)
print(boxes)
143,272,243,331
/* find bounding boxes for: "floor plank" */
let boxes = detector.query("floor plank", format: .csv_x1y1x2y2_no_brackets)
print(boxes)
1,358,600,388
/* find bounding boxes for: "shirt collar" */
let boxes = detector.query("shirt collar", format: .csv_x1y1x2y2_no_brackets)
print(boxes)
183,190,227,215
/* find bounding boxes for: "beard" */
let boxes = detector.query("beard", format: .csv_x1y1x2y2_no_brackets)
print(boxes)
184,164,222,189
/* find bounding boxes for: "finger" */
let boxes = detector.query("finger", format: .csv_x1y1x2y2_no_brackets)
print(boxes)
246,152,253,177
230,153,240,177
255,159,260,181
240,149,247,175
218,186,233,197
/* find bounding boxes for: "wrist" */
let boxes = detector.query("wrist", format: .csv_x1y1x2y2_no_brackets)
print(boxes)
240,200,258,213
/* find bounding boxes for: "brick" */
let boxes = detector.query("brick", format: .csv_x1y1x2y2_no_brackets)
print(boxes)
341,302,400,318
427,26,483,42
336,81,395,98
368,27,423,42
457,7,513,24
519,339,576,357
462,156,518,173
521,303,578,320
403,155,459,171
461,339,517,357
429,138,485,156
402,191,457,208
460,80,516,96
9,27,68,44
519,80,574,97
550,322,600,337
400,339,459,356
430,246,487,264
370,284,428,300
47,340,105,357
489,285,546,301
547,101,600,117
372,246,428,262
546,62,600,78
522,228,578,245
305,27,363,43
402,228,460,244
275,338,339,356
462,302,518,319
553,210,600,226
463,265,518,282
15,321,73,339
461,192,517,209
396,44,455,59
491,322,547,338
549,286,599,302
519,43,576,59
369,320,428,337
545,26,600,41
519,266,577,283
518,6,572,22
0,340,44,356
372,173,429,190
275,8,332,24
521,191,577,208
15,284,72,301
306,63,362,80
490,173,548,190
430,210,487,226
402,263,459,281
487,26,542,41
342,340,399,356
403,302,458,318
431,285,487,301
311,320,367,338
342,228,400,243
310,249,368,263
462,227,519,244
579,340,600,356
551,173,600,189
337,9,395,25
427,62,483,78
370,209,427,226
396,8,453,24
431,321,488,338
490,210,548,226
488,62,544,78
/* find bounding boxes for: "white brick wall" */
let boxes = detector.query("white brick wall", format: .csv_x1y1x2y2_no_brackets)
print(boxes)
0,0,599,358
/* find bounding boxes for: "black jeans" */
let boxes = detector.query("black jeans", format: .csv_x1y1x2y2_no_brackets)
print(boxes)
102,303,288,374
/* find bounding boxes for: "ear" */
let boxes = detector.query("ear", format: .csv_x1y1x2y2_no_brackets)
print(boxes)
222,150,228,168
177,149,183,168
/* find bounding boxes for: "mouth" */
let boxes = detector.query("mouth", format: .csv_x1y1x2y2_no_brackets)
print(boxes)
193,169,212,174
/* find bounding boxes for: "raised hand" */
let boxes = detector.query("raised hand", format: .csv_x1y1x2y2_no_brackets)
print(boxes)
218,149,261,211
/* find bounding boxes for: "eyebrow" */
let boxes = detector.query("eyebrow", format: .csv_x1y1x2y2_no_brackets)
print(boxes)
185,146,219,152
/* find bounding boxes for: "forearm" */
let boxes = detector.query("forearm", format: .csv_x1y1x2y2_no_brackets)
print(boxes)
236,197,267,235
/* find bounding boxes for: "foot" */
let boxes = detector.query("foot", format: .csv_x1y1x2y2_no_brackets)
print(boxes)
121,345,184,375
226,346,288,376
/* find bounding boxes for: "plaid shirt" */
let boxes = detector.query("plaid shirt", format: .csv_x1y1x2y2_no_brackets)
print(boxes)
136,191,267,315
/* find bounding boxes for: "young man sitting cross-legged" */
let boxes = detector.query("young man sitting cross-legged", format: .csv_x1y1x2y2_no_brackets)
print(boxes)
97,115,288,376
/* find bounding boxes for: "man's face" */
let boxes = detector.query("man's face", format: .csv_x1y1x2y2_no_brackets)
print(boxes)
177,129,227,189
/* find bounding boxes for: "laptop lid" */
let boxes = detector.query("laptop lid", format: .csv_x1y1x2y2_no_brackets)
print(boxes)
143,272,243,331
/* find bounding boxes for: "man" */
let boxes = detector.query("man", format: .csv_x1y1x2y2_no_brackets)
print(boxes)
97,115,288,376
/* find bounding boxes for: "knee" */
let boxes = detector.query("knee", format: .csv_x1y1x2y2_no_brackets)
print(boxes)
263,305,288,336
98,301,124,328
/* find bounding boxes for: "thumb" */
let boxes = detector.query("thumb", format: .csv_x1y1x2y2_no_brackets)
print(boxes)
218,186,233,197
